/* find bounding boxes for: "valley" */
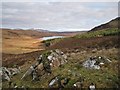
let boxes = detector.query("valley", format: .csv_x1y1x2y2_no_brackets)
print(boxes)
1,17,120,89
1,28,82,54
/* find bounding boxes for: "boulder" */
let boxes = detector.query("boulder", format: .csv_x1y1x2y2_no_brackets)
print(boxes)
74,82,82,88
46,49,67,67
83,56,111,69
1,67,11,81
1,66,21,81
21,65,35,79
54,59,61,67
8,68,20,76
49,76,59,88
21,49,68,80
37,63,44,70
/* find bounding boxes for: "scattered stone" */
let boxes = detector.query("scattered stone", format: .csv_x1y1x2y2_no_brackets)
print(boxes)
74,82,82,88
61,78,69,87
83,56,111,69
92,48,97,53
37,63,44,70
49,76,59,88
8,81,13,88
13,83,18,88
49,75,69,88
1,66,21,81
73,77,84,88
21,65,35,79
21,49,67,80
37,55,43,64
80,50,87,54
32,69,38,81
89,83,96,90
83,59,100,70
47,49,67,67
8,68,20,76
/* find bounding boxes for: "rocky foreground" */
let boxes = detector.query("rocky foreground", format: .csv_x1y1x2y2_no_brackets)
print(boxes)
1,48,119,89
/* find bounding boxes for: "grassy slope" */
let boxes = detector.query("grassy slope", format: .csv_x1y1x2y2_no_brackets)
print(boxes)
2,48,119,88
47,28,119,50
74,28,119,38
2,16,120,88
2,28,119,88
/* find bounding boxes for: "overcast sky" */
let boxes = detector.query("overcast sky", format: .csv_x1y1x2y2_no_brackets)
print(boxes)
1,1,118,31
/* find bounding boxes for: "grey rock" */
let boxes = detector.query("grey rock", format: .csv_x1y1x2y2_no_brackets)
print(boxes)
83,56,111,70
49,76,58,87
1,67,11,81
21,65,35,79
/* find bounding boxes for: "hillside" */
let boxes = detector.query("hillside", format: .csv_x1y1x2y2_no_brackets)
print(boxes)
90,17,119,32
2,18,120,89
45,17,119,50
1,28,84,54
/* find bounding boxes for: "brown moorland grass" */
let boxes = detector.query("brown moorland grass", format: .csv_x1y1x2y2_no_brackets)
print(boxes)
2,36,44,54
49,36,119,50
1,28,81,54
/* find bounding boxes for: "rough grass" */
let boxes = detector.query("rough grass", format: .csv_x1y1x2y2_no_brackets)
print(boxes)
2,28,119,88
45,28,119,51
74,28,119,39
2,36,44,54
2,48,119,88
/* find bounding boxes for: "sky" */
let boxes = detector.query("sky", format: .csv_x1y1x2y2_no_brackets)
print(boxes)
1,1,118,32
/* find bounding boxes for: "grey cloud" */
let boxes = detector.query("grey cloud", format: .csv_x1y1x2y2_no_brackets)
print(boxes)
2,2,118,31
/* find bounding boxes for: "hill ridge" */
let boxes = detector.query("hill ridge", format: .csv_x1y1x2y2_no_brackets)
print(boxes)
90,17,119,32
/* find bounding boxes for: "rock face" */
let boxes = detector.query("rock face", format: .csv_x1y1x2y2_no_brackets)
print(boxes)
1,67,21,81
83,56,111,69
21,49,68,80
1,67,11,81
47,49,67,67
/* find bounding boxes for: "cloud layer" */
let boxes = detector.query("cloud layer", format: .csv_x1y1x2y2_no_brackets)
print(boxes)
2,2,118,31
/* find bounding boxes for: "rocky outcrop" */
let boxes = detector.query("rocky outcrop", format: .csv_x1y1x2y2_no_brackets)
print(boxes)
21,49,68,80
83,56,112,69
47,49,67,68
1,67,21,81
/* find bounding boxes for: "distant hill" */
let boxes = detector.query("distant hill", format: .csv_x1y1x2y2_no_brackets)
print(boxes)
1,28,84,39
73,17,120,39
90,17,119,32
47,17,120,50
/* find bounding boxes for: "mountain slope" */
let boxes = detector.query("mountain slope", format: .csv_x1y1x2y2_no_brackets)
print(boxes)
47,17,120,50
90,17,119,32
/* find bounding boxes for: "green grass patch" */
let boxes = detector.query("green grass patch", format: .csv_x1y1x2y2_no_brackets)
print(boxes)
73,28,119,39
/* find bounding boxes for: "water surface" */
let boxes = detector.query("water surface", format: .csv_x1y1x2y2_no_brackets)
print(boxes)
42,36,64,40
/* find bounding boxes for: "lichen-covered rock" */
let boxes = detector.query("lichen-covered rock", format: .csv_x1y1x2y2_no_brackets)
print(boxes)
46,49,67,67
8,68,20,76
83,56,111,69
21,49,68,80
37,63,44,70
21,66,34,79
1,67,11,81
1,67,21,81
